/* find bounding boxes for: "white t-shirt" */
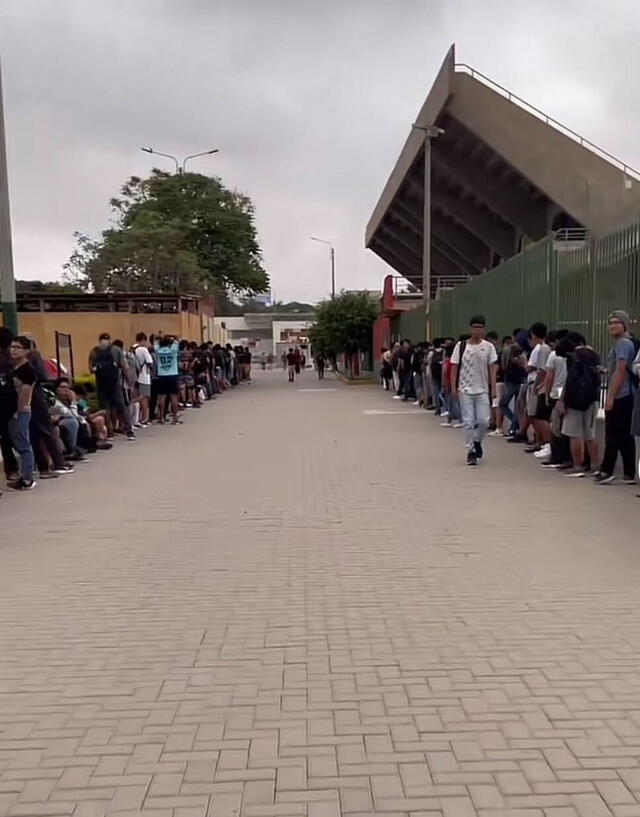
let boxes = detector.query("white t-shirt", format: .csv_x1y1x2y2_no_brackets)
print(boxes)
545,350,567,400
527,342,550,383
451,339,497,395
134,345,153,386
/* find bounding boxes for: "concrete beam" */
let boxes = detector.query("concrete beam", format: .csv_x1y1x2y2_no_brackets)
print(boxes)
431,143,548,238
390,200,422,236
372,235,420,283
431,245,467,281
430,180,517,258
378,228,422,270
388,201,485,274
432,235,480,277
431,211,491,271
404,176,517,258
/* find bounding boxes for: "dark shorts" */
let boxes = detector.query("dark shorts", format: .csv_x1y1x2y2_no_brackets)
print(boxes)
98,385,125,412
535,394,553,422
157,375,179,396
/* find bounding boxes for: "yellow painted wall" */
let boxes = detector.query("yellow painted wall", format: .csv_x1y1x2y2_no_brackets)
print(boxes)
19,312,199,375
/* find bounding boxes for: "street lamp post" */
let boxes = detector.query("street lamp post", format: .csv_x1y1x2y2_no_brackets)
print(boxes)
310,237,336,299
141,147,219,174
0,57,16,333
411,123,444,340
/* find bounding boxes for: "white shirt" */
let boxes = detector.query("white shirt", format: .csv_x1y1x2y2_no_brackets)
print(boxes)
451,339,497,395
545,350,567,400
134,345,153,386
527,342,550,383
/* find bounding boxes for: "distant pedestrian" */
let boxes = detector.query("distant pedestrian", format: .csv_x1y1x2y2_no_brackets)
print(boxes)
286,348,297,383
316,354,326,380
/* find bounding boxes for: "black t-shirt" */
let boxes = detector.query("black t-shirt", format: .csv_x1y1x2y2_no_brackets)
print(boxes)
12,360,46,412
0,349,17,416
286,352,297,365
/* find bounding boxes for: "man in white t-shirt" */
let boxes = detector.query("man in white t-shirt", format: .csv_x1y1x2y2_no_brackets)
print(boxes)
525,322,551,457
451,315,498,466
133,332,154,425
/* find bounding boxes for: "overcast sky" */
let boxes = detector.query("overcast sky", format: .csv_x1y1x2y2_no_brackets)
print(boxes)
3,0,640,303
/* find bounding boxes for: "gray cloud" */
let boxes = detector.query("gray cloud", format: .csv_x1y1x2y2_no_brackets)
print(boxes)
2,0,640,301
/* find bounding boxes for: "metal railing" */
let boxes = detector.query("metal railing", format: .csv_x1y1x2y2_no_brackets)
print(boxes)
455,63,640,183
426,219,640,359
553,227,590,242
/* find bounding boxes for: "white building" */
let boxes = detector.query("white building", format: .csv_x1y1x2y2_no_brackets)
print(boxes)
213,313,315,358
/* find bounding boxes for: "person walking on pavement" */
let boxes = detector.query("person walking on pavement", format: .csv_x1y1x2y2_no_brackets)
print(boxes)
450,315,498,466
595,309,637,484
316,353,326,380
286,348,297,383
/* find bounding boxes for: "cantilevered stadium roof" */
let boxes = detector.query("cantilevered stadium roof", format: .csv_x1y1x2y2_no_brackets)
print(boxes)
366,45,640,296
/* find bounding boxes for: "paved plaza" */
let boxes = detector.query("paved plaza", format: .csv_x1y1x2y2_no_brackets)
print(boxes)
2,372,640,817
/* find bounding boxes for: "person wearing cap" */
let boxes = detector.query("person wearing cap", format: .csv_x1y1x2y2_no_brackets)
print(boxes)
595,309,637,485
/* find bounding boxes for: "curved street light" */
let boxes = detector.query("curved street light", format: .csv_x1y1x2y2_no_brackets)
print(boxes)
141,146,220,174
310,236,336,299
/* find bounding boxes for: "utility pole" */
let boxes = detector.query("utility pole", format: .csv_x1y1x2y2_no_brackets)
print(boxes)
310,237,336,299
0,57,16,332
412,123,444,339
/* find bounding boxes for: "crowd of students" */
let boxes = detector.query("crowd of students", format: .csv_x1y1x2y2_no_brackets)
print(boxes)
0,329,248,494
380,308,640,483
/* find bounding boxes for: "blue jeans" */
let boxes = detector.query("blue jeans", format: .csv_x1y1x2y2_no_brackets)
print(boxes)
444,391,461,422
499,381,521,433
459,392,491,450
9,410,34,482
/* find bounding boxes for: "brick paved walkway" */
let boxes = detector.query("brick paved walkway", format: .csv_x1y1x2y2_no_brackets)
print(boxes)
2,372,640,817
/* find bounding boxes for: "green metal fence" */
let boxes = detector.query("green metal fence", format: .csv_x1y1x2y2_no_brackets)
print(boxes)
428,220,640,356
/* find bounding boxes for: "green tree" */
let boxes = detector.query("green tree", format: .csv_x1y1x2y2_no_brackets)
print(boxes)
310,291,378,359
64,170,268,296
16,279,84,294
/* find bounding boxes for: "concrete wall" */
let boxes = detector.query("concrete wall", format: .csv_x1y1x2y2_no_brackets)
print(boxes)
19,311,203,376
450,72,640,236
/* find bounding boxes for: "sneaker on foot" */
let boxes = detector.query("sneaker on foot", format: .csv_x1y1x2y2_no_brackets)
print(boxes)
488,429,504,437
534,444,552,459
39,471,59,480
467,450,478,466
452,422,464,428
564,468,587,478
440,421,453,427
594,473,615,485
126,431,136,441
474,441,483,460
54,465,74,475
8,478,36,490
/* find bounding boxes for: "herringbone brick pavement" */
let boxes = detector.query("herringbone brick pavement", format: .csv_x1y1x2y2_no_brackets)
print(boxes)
2,371,640,817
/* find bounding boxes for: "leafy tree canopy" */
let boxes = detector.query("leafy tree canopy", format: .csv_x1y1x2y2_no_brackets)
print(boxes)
310,291,378,357
17,279,84,294
64,170,269,296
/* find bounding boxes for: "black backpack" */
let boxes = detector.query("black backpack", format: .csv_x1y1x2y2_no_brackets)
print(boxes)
565,357,600,411
629,335,640,388
94,346,119,390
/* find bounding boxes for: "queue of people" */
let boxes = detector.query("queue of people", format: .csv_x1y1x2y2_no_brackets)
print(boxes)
0,330,245,494
380,309,640,484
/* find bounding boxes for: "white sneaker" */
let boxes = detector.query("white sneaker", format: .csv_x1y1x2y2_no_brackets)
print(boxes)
533,444,552,459
488,429,504,437
452,422,464,428
441,421,453,427
413,401,420,406
392,395,402,400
